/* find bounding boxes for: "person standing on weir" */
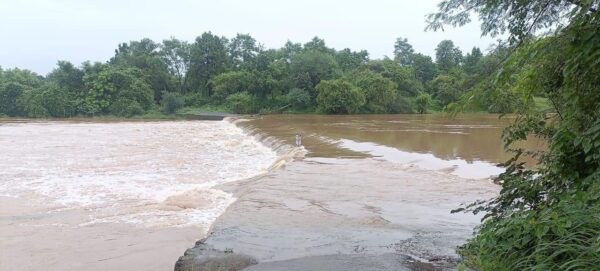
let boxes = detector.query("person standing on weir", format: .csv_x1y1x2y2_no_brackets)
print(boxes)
295,134,302,147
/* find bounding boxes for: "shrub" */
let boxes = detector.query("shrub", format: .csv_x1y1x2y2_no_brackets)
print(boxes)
210,71,259,102
388,95,415,114
226,91,254,114
316,79,365,114
362,103,387,114
0,82,26,116
459,195,600,271
115,79,154,111
428,74,462,107
39,85,77,117
348,70,397,112
20,90,49,118
161,92,185,114
183,92,209,107
415,92,432,114
286,88,311,108
109,99,144,117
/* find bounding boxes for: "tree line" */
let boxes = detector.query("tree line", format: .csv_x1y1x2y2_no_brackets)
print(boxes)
1,34,525,118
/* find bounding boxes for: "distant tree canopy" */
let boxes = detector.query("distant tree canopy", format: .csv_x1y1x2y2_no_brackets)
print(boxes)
0,33,529,117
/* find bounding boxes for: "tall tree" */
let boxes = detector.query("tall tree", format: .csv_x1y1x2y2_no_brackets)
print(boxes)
46,61,84,93
111,38,171,101
188,32,229,96
335,48,369,72
435,40,462,71
0,68,42,117
428,74,462,106
365,58,421,96
228,33,260,70
348,70,397,112
410,53,437,84
462,47,483,75
393,37,415,65
280,40,303,63
303,37,335,54
289,50,341,99
161,38,191,93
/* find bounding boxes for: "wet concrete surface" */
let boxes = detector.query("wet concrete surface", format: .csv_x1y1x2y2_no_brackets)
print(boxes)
177,158,498,270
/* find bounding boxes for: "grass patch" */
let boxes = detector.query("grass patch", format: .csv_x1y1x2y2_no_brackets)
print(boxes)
176,105,232,115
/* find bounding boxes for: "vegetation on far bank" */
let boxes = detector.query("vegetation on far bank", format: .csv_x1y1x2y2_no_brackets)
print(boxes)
429,0,599,270
0,30,548,118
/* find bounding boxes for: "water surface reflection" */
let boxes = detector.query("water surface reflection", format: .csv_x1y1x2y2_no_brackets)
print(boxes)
241,114,544,166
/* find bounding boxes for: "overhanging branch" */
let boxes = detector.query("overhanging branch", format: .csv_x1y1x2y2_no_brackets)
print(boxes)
565,0,598,13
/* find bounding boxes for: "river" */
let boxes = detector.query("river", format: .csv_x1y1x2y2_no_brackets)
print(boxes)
0,120,276,270
0,114,541,270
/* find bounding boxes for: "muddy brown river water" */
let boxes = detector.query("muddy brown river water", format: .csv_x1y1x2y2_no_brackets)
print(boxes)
241,114,543,161
0,114,543,270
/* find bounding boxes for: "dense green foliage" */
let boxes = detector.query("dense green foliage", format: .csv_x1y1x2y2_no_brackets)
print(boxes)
415,92,432,114
226,91,254,114
337,70,394,113
1,32,534,117
161,92,185,114
286,88,311,109
316,79,365,114
429,0,600,270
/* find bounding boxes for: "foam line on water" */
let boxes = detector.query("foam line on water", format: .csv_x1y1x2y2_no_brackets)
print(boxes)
325,137,504,179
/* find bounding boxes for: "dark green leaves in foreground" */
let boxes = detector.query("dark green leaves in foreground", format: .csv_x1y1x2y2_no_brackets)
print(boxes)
429,0,600,270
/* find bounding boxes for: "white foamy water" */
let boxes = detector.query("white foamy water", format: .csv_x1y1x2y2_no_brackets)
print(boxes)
0,120,277,228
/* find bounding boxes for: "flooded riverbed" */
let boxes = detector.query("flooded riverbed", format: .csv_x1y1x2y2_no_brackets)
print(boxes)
178,114,542,270
1,114,539,270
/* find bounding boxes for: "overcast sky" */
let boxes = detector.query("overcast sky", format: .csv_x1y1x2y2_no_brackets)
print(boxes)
0,0,497,75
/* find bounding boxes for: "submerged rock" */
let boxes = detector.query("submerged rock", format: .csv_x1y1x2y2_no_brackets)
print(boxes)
174,239,257,271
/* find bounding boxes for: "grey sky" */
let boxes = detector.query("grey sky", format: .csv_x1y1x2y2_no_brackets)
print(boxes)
0,0,496,75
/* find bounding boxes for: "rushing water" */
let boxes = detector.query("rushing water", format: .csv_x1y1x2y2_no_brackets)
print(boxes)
0,120,277,228
177,114,539,269
0,115,541,270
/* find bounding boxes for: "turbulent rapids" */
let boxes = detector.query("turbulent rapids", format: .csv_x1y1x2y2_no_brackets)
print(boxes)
0,120,279,228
